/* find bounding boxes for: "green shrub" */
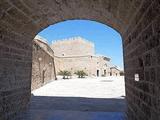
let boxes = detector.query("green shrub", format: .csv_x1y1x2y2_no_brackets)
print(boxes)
58,70,71,79
74,70,87,78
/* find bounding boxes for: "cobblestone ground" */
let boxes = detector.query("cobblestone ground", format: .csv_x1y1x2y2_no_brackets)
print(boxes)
16,76,126,120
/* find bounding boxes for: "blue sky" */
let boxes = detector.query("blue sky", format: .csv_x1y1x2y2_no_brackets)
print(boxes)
38,20,124,69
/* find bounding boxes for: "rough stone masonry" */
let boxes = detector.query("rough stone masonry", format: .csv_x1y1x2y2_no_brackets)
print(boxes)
0,0,160,120
32,38,56,90
51,36,114,77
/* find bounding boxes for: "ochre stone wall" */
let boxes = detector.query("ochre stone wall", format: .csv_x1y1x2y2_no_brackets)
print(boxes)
51,37,110,77
51,37,95,57
0,0,159,120
32,40,56,90
96,56,111,76
110,67,121,76
55,56,93,76
55,55,111,77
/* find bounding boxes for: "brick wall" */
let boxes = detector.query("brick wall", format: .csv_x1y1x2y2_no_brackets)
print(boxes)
124,0,160,119
0,27,32,120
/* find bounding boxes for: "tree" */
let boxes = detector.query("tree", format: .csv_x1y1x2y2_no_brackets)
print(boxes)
74,70,87,78
58,70,71,79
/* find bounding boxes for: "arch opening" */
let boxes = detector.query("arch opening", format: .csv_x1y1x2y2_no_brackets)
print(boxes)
29,20,126,119
32,19,124,89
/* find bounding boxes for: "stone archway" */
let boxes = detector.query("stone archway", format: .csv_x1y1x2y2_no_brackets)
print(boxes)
0,0,159,120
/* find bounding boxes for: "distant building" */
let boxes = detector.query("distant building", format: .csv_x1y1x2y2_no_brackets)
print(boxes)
32,36,123,81
110,66,121,76
95,55,111,77
51,37,112,77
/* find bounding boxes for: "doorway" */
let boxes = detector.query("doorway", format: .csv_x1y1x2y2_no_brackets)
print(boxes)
97,70,99,77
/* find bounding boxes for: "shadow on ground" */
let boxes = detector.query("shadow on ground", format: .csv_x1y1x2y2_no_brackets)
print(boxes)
30,96,126,112
16,96,126,120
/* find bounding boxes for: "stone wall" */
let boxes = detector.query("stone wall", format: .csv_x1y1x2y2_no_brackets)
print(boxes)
55,55,96,76
96,56,111,76
51,37,95,57
110,67,121,76
0,27,32,120
55,55,111,77
124,0,160,119
32,39,56,90
52,37,111,77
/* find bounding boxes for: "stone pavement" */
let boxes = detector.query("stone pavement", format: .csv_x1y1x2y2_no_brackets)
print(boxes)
16,77,126,120
17,110,125,120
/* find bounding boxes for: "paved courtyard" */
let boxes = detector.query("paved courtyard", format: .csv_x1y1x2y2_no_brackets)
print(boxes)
17,76,126,120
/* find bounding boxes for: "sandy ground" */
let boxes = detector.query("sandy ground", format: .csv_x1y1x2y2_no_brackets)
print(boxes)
32,76,125,98
17,76,126,120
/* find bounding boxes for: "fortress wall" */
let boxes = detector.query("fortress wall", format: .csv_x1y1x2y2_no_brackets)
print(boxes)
51,37,95,57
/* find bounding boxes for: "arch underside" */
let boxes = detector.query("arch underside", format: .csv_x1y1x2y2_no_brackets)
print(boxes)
0,0,138,36
0,0,160,120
